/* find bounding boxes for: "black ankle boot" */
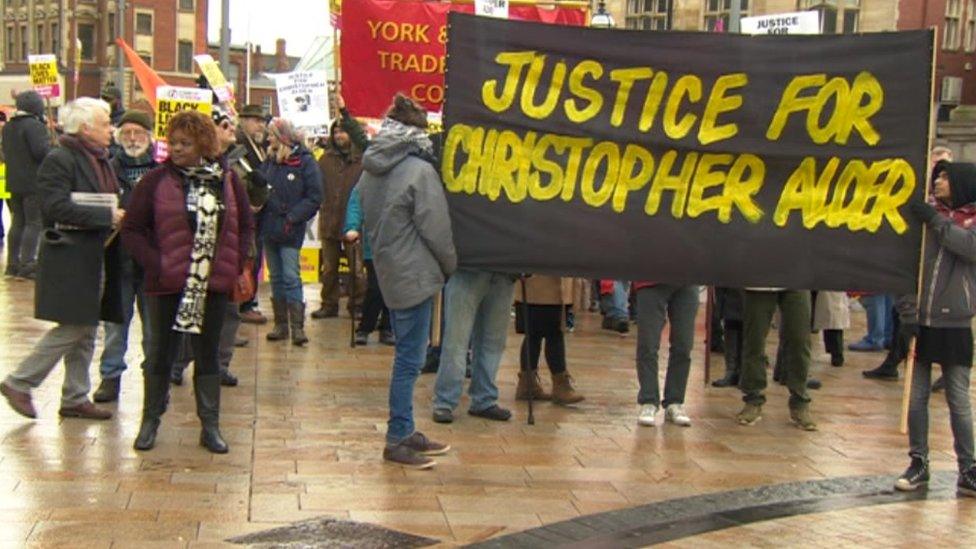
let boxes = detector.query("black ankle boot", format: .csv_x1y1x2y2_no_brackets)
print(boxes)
712,328,741,388
194,374,229,454
134,374,170,451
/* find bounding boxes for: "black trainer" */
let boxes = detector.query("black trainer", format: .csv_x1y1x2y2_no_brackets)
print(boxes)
468,405,511,421
959,467,976,497
895,457,930,491
863,364,899,380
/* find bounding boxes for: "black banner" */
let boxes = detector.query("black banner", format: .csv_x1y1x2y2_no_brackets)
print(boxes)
441,13,932,293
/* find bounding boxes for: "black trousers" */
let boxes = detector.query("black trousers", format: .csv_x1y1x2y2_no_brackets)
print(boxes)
146,292,228,377
357,260,390,334
518,304,567,374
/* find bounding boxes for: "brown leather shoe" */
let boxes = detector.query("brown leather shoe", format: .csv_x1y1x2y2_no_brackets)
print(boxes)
0,382,37,418
240,309,268,325
59,401,112,420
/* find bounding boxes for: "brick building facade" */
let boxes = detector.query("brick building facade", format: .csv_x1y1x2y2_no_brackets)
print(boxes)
0,0,208,107
609,0,976,109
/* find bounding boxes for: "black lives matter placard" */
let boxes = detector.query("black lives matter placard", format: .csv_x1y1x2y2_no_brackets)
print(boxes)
440,13,932,293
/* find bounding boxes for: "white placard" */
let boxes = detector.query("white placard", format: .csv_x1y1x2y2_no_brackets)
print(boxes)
740,11,820,35
270,70,331,130
475,0,509,19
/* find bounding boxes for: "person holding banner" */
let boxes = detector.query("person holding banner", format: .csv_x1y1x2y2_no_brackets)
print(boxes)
633,283,699,427
895,160,976,496
312,90,368,320
121,110,254,453
92,109,159,403
737,289,817,431
0,97,122,421
261,118,322,346
359,94,454,469
2,90,51,280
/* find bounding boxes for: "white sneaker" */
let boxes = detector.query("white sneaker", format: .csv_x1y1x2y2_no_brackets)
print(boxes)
665,404,691,426
638,404,657,426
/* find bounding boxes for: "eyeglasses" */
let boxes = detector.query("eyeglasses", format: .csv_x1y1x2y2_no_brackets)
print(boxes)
219,120,235,131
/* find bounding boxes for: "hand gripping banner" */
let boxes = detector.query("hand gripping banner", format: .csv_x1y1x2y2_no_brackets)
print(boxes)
441,13,933,294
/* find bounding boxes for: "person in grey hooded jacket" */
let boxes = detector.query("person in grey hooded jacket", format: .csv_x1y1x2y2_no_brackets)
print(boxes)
896,160,976,497
358,94,455,470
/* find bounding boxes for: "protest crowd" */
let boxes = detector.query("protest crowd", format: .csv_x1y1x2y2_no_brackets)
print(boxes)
0,46,974,505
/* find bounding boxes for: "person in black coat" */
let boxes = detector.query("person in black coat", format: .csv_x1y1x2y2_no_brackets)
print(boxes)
0,97,124,421
1,90,51,279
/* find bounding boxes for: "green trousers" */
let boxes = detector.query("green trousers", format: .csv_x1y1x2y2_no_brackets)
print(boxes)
740,290,812,408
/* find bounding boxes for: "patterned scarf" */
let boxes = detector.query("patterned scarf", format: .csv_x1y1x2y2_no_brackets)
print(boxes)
173,162,225,334
379,117,433,156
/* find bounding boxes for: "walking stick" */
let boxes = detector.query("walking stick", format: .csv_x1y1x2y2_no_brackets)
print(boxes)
704,286,714,386
519,275,535,426
349,242,359,348
431,290,443,347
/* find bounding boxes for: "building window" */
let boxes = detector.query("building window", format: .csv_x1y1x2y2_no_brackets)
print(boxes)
36,23,44,53
842,3,859,33
626,0,671,30
136,13,153,35
800,0,837,34
19,24,26,60
6,25,13,61
262,95,272,115
51,22,59,56
139,52,152,66
702,0,749,32
178,40,193,73
946,0,963,50
966,0,976,52
179,0,195,10
78,23,95,60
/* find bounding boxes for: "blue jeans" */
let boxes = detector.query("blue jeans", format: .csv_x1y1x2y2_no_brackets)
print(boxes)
264,240,303,304
601,280,629,321
909,361,974,473
388,297,433,446
433,269,515,413
99,259,150,379
858,294,894,347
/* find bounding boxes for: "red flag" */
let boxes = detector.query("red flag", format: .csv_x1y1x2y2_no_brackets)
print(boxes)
115,38,168,109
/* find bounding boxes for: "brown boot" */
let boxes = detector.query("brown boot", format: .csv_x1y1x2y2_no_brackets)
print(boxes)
551,372,584,405
515,370,550,401
266,298,289,341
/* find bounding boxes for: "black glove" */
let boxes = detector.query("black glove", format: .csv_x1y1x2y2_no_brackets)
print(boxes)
908,199,938,224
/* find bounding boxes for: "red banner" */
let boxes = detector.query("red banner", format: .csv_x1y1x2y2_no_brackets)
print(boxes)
341,0,587,117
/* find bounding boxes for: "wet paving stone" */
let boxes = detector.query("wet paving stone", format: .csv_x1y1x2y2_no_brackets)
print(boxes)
227,517,438,548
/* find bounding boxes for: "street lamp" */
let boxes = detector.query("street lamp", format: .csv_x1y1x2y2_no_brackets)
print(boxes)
591,0,615,28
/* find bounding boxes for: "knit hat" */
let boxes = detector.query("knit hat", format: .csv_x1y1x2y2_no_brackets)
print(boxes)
100,83,122,101
211,106,232,126
268,117,303,146
118,109,153,132
385,93,428,129
15,90,44,117
238,104,266,120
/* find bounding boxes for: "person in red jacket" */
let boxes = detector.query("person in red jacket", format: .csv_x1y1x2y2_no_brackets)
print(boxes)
121,111,254,454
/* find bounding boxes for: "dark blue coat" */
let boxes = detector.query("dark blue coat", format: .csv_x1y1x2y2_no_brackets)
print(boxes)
260,147,322,248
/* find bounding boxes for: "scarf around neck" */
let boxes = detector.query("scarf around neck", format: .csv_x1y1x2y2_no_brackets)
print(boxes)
60,134,118,194
379,117,433,156
172,162,225,334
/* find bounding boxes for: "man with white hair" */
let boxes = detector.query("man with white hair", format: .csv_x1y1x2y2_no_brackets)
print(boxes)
92,109,157,403
0,97,125,420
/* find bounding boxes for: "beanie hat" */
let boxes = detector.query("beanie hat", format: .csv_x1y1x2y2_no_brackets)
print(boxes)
100,83,122,101
269,117,303,147
385,93,428,129
118,109,153,132
15,90,45,117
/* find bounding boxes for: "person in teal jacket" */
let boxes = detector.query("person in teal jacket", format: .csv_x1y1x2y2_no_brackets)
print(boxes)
343,184,393,345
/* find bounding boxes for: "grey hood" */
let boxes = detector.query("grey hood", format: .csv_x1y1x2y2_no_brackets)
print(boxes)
362,132,422,176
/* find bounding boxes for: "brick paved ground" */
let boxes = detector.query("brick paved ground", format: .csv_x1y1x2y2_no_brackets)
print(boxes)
0,280,972,547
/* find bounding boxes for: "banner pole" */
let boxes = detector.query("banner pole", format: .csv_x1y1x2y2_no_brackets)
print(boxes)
900,27,939,435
